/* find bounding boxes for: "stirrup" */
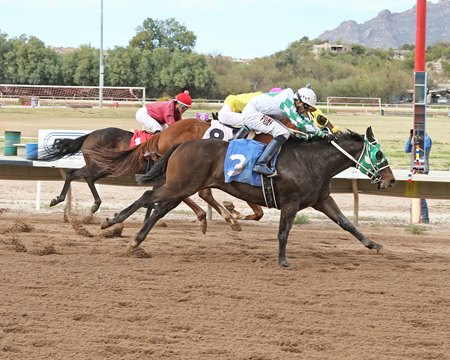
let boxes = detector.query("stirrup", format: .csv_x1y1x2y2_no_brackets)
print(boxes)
253,163,277,177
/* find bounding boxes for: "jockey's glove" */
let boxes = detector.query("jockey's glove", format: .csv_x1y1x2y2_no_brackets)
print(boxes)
318,130,336,143
323,132,337,143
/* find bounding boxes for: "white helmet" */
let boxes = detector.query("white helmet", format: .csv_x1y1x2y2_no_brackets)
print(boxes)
294,87,317,107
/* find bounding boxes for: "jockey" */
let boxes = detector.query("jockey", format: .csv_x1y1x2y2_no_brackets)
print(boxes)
310,107,340,134
135,90,192,133
304,83,340,134
241,87,337,177
218,88,284,139
218,91,263,128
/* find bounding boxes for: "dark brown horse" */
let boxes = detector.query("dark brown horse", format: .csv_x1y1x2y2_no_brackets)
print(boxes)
99,127,396,267
40,118,262,232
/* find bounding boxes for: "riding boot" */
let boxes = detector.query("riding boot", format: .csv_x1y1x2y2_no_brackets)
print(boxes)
253,135,287,177
232,125,250,140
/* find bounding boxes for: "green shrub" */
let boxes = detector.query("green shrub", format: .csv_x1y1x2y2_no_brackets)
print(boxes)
293,214,309,225
405,224,427,235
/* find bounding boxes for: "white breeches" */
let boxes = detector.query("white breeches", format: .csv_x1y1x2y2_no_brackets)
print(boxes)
135,107,167,133
218,104,244,128
241,103,290,139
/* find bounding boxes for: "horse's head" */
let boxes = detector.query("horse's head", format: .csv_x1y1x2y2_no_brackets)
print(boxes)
356,127,396,189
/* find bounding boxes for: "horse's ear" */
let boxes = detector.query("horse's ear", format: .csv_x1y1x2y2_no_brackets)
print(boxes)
366,126,375,142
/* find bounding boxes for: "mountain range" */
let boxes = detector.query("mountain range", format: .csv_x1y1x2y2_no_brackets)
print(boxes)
317,0,450,49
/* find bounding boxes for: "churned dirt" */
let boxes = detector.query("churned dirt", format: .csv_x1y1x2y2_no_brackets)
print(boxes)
1,180,450,359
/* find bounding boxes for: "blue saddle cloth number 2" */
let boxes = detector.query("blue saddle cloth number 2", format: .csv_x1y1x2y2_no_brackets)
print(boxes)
224,139,265,187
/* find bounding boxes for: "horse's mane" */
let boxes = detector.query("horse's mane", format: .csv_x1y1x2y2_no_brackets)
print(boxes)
288,129,363,145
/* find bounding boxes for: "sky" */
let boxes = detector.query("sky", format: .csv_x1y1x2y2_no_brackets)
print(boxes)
0,0,440,59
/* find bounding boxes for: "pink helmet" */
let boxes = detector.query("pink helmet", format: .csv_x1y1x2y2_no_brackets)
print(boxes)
270,87,283,93
175,90,192,107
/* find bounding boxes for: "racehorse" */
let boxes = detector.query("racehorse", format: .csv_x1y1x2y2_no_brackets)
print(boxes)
40,118,262,231
99,127,396,267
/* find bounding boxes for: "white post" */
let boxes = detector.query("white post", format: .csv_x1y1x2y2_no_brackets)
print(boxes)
35,181,41,210
411,198,421,223
99,0,104,108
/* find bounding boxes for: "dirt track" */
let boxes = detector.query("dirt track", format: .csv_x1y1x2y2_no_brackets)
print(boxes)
1,180,450,359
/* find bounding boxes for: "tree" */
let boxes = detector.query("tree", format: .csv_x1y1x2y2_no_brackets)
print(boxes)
60,46,98,86
158,50,215,97
129,18,196,52
3,35,60,84
0,31,13,83
105,46,143,87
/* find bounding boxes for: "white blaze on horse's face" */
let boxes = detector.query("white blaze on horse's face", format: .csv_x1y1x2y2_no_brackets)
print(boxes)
356,127,393,187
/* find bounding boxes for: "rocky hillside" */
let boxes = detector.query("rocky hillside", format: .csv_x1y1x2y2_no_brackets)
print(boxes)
317,0,450,49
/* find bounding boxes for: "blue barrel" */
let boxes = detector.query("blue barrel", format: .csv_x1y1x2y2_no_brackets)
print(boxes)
25,143,38,160
4,131,21,156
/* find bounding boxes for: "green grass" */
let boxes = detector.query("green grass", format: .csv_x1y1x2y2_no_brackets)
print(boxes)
405,224,428,235
293,214,309,225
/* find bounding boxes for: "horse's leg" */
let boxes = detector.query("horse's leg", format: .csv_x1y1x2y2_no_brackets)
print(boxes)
278,204,298,267
222,201,264,221
50,168,107,214
223,200,243,219
312,196,382,252
101,190,154,229
49,169,78,207
129,200,181,250
197,189,242,231
144,206,153,221
182,197,207,234
241,202,264,221
85,174,108,214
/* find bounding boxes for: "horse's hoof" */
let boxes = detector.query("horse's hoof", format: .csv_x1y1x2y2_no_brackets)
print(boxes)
231,223,242,232
126,240,138,252
278,258,289,267
49,199,59,207
375,244,383,254
100,218,111,229
90,205,99,213
223,201,235,211
369,242,383,254
199,220,207,234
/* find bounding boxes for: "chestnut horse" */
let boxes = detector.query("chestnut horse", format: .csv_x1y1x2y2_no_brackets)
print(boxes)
40,118,262,232
100,127,396,267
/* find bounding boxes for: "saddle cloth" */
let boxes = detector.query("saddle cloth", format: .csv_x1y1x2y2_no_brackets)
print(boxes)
130,130,153,148
224,139,266,187
203,120,235,141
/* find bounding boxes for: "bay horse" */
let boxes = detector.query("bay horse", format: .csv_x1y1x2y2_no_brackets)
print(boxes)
100,127,396,267
40,118,262,231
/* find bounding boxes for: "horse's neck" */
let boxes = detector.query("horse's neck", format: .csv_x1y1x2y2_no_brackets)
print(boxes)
325,137,364,175
141,134,160,154
296,137,363,178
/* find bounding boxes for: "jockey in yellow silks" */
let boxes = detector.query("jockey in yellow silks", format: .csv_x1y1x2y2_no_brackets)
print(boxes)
218,92,263,128
310,108,340,134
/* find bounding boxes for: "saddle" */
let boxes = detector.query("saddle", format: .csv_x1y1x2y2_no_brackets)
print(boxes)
130,130,153,148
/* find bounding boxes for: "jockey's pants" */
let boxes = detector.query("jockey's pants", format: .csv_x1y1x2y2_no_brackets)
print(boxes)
241,103,290,139
135,106,168,133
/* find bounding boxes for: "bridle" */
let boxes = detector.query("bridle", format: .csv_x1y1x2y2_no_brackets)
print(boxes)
331,137,389,183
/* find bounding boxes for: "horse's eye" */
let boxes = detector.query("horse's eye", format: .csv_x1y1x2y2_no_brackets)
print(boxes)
375,150,383,161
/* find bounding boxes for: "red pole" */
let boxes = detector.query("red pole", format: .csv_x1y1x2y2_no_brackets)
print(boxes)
410,0,428,223
415,0,426,71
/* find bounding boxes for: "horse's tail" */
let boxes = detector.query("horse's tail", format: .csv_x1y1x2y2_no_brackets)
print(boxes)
39,134,89,161
138,144,181,185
